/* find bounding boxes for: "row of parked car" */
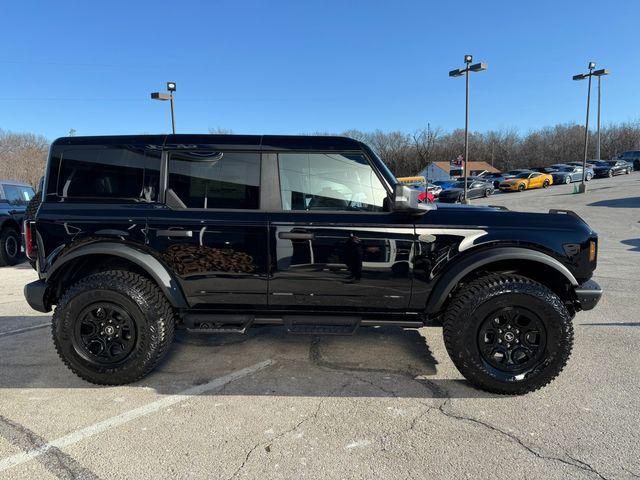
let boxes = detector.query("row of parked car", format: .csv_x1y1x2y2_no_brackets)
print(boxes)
423,157,636,203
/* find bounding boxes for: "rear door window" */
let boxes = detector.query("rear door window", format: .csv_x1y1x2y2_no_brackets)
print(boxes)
166,151,260,209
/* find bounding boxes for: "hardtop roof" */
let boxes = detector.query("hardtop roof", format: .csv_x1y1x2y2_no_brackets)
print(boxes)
51,134,365,151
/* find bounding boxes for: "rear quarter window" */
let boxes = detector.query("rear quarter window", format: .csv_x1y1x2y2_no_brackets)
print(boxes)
52,146,160,202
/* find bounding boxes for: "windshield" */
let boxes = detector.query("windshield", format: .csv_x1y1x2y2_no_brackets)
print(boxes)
606,161,617,166
594,161,608,166
452,181,468,188
557,167,572,172
516,173,531,179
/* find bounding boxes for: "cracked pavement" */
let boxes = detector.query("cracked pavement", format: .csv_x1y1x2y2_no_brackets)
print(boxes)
0,173,639,479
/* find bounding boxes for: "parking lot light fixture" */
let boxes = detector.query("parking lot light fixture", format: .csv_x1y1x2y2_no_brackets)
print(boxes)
592,69,610,161
449,54,488,204
150,82,177,134
573,62,596,193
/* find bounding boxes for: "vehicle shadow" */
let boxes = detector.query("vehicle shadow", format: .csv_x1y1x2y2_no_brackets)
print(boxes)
621,239,640,252
0,320,495,399
587,197,640,208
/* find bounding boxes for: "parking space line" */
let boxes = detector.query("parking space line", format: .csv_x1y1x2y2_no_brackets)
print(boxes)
0,359,274,474
0,323,50,339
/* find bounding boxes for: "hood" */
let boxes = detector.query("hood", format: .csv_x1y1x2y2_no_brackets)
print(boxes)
419,203,594,234
500,178,521,184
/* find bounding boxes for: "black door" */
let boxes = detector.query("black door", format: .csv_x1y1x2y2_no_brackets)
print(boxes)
146,150,269,308
268,151,414,311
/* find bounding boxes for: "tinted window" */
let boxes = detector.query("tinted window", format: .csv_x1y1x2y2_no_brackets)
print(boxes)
167,151,260,209
58,146,160,202
279,152,387,212
2,185,34,205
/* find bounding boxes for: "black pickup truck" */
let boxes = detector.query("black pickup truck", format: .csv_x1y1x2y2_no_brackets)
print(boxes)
0,180,35,266
23,135,602,394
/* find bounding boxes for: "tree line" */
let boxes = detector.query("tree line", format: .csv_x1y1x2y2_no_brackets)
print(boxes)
339,120,640,177
2,121,640,188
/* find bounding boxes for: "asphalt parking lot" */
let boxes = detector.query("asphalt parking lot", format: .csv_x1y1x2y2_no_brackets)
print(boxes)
0,173,638,480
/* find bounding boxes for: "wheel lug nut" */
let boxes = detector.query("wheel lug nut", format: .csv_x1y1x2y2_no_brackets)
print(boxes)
498,339,502,343
507,325,511,329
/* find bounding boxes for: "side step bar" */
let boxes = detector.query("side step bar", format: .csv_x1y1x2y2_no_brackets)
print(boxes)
183,313,424,335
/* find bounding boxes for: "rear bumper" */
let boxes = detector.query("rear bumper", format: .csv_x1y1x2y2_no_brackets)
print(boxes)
574,279,602,311
24,280,51,313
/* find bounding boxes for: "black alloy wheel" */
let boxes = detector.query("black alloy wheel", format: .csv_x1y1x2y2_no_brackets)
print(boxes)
543,180,550,188
477,307,546,376
73,303,137,365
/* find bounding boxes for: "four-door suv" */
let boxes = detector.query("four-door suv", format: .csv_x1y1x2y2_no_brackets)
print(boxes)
23,135,602,394
615,151,640,171
0,180,35,266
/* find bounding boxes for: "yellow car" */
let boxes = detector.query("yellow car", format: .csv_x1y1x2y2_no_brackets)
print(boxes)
499,172,553,192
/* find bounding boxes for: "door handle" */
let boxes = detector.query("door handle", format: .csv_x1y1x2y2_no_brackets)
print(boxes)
278,231,315,241
157,229,193,238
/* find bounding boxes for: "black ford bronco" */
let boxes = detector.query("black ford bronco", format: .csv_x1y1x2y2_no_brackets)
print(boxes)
23,135,602,394
0,180,35,266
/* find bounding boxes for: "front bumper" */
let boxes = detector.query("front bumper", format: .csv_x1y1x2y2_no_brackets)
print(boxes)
24,280,51,313
574,279,602,311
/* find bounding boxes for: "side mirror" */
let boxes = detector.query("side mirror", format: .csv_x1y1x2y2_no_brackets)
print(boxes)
391,184,432,213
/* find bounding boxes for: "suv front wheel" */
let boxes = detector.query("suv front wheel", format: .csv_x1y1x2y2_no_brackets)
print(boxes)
52,270,175,385
443,273,573,395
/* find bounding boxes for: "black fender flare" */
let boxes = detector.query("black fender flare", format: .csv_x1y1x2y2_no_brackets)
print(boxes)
46,242,188,309
425,246,578,314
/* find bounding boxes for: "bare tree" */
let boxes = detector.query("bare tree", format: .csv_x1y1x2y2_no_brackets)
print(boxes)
0,130,49,187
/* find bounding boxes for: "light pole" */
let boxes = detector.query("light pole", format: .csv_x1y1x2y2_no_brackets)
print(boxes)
573,64,607,192
151,82,177,134
594,69,609,160
449,55,487,204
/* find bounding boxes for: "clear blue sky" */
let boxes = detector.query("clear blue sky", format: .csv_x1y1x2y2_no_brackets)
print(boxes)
1,0,638,140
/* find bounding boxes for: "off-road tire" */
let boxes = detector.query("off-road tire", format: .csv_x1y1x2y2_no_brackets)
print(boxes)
442,273,573,395
52,270,175,385
0,227,21,267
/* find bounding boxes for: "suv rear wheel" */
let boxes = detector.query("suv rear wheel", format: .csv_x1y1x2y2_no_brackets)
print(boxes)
52,270,175,385
0,227,21,267
442,273,573,395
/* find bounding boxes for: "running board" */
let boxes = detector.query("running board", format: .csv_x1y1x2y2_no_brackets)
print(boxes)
183,313,424,335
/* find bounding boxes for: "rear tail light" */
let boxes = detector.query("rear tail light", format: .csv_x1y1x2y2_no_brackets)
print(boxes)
24,221,37,260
